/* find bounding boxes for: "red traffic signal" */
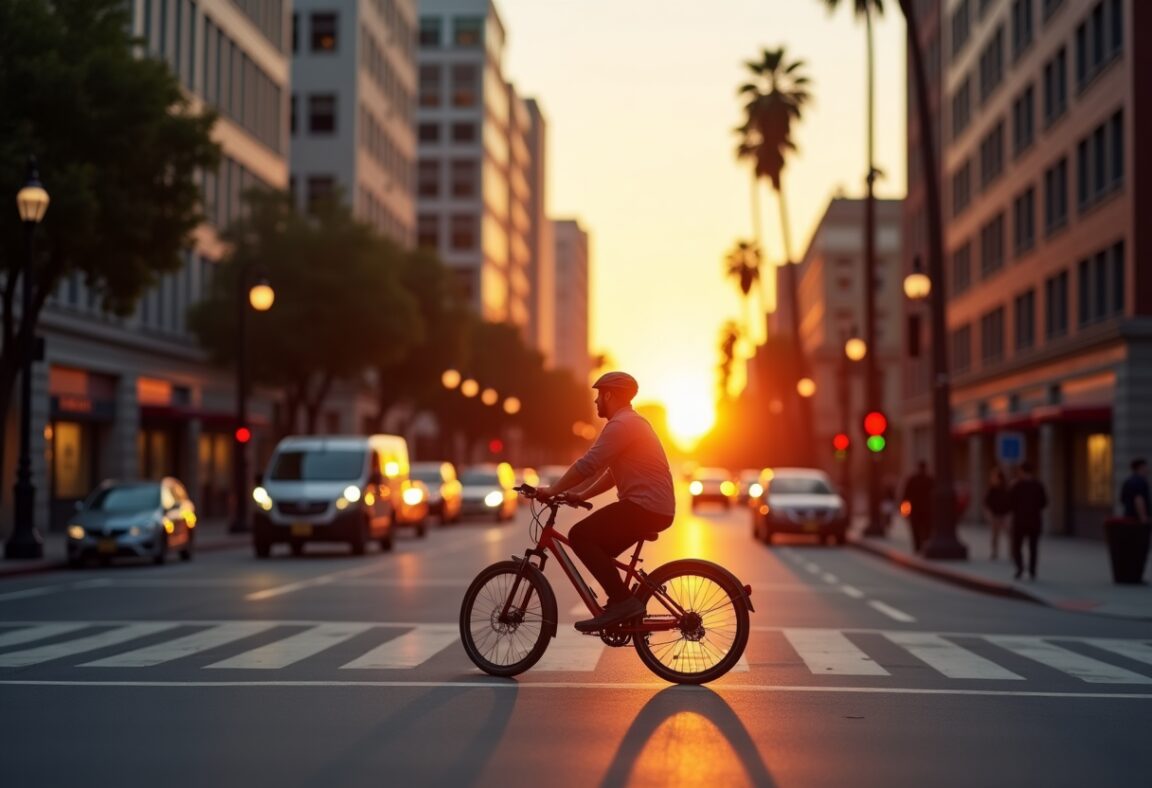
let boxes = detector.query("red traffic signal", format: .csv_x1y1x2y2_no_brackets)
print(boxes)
234,426,252,444
488,438,504,454
832,433,850,452
863,411,888,436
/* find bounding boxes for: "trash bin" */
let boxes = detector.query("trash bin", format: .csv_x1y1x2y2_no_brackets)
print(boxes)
1103,517,1151,584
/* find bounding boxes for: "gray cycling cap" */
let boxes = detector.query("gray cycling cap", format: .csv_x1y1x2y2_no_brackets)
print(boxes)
592,371,639,400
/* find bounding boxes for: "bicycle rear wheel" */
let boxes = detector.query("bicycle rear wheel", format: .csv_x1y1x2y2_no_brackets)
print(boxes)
632,559,750,685
459,560,555,677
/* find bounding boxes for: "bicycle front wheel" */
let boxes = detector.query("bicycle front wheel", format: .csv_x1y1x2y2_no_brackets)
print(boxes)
459,560,556,677
633,559,750,685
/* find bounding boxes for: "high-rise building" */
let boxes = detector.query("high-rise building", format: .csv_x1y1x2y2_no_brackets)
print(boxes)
553,219,591,386
524,100,556,365
290,0,417,246
904,0,1151,537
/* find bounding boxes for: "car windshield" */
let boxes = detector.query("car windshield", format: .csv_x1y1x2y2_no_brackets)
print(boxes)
269,449,366,482
87,484,161,512
410,469,441,483
460,470,499,485
771,477,834,495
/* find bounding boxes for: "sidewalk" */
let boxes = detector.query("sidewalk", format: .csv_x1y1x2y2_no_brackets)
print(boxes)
850,517,1152,621
0,517,250,579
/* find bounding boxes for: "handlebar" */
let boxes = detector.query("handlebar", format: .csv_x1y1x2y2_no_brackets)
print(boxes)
514,483,593,510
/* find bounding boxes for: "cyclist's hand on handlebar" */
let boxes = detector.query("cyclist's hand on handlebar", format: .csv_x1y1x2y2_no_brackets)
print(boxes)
533,484,555,500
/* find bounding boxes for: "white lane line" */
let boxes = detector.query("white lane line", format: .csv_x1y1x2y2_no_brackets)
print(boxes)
868,600,916,623
533,630,605,672
839,585,865,599
988,636,1152,684
783,629,889,676
341,626,459,670
821,573,839,584
804,564,821,575
1085,639,1152,667
0,624,180,667
0,587,61,603
0,623,91,649
206,623,374,669
884,633,1024,680
81,623,282,668
5,680,1150,699
245,564,390,601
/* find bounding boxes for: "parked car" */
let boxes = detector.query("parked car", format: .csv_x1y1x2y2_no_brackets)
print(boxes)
67,478,196,567
458,462,518,522
752,467,848,545
410,461,462,525
251,434,421,557
736,468,763,505
688,467,736,510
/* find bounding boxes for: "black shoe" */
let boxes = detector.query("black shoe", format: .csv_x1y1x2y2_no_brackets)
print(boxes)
575,597,644,633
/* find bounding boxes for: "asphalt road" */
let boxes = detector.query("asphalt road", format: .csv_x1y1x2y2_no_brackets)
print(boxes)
1,490,1149,787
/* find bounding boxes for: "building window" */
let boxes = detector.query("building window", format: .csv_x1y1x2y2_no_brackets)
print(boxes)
951,158,972,217
1077,240,1126,325
418,122,440,142
979,120,1005,188
290,93,296,136
1011,0,1034,59
449,214,477,250
1012,84,1035,156
1044,157,1069,234
1111,240,1125,315
1013,187,1036,256
1042,47,1068,124
306,176,335,215
980,307,1005,364
417,214,438,249
951,0,971,60
1043,0,1065,22
308,93,336,134
1014,290,1036,351
980,213,1005,277
419,65,441,107
450,64,479,107
1076,110,1124,212
310,12,337,52
1075,0,1124,90
291,12,298,53
951,75,972,140
951,324,972,374
450,159,478,198
451,122,478,142
1086,434,1113,505
453,17,483,47
1044,270,1069,339
419,17,441,47
417,159,439,197
978,26,1004,102
951,241,972,295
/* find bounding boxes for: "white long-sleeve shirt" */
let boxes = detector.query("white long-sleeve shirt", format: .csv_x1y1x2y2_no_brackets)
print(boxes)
572,406,676,516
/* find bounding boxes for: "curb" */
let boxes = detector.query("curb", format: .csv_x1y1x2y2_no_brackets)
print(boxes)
0,533,250,580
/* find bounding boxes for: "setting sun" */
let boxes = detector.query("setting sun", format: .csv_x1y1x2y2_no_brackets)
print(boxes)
660,383,716,450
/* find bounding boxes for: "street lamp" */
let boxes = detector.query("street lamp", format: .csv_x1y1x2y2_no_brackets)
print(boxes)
844,336,868,363
502,396,521,415
904,258,967,559
232,269,274,533
5,158,49,559
441,369,461,390
796,377,816,398
460,379,479,398
480,388,498,407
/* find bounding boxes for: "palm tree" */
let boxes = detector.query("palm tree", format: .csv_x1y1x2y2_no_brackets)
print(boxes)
723,239,763,340
735,46,811,343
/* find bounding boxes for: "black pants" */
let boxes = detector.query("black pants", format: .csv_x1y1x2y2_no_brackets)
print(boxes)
568,500,673,605
1011,526,1040,576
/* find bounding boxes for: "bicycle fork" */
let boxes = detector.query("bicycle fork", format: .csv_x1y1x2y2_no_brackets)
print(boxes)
497,548,548,625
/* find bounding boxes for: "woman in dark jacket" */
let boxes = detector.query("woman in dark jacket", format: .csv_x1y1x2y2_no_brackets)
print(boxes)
983,466,1011,560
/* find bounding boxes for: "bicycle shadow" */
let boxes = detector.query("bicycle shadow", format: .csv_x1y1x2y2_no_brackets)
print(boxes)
600,685,777,787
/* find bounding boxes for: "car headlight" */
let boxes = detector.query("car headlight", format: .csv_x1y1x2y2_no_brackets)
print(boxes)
342,485,361,503
689,481,703,495
748,483,763,498
67,524,86,540
252,486,274,511
484,490,504,508
403,487,424,506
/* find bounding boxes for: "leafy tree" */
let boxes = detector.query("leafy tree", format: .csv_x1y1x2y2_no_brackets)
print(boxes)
723,240,764,340
188,189,421,433
0,0,219,491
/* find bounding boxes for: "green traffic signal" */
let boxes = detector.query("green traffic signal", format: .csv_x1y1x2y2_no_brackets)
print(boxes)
866,435,886,453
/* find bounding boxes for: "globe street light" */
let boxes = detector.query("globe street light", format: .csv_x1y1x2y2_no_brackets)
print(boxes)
460,379,479,398
480,388,498,406
844,336,868,363
232,270,274,534
5,158,50,559
796,377,817,398
502,396,521,415
441,369,461,389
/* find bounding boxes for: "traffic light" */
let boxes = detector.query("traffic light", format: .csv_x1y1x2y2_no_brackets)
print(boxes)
832,432,850,462
234,426,252,444
862,411,887,453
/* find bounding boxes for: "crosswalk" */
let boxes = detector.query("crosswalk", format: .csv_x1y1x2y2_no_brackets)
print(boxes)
0,621,1150,684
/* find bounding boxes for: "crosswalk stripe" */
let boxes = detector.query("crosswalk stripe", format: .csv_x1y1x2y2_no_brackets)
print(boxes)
0,624,180,667
884,633,1024,680
0,623,91,649
988,636,1152,684
81,623,282,668
341,627,459,669
1084,639,1152,667
205,623,374,670
534,629,606,671
783,629,889,676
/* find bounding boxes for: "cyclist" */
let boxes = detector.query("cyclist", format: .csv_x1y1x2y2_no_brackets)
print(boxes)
535,371,676,631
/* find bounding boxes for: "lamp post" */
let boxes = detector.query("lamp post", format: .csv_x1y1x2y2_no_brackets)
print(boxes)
904,258,967,559
231,268,274,533
5,158,50,559
842,333,867,520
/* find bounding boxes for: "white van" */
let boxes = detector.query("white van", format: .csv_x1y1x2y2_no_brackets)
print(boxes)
251,434,424,557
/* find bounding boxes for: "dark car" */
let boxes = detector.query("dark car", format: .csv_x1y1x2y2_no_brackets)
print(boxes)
752,468,847,545
410,461,462,525
689,467,736,511
66,478,197,567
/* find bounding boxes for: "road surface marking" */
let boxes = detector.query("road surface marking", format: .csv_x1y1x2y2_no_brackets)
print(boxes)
0,623,91,649
206,623,373,669
804,564,821,575
839,585,865,598
783,629,890,676
1085,639,1152,667
0,587,61,603
533,629,606,672
884,633,1024,680
868,600,916,623
822,573,839,584
0,623,180,667
81,623,282,668
341,626,460,670
245,564,389,600
988,636,1152,684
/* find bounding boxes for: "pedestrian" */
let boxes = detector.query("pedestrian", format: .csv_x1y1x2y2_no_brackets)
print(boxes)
901,461,933,553
1008,462,1048,580
1119,458,1150,524
983,466,1011,560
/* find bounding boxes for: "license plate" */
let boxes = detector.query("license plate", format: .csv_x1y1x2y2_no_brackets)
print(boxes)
803,522,819,533
97,539,118,554
291,523,313,537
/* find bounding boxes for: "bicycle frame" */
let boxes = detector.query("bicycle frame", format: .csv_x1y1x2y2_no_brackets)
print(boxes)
498,498,685,634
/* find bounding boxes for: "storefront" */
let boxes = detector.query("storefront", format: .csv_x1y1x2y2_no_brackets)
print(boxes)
46,367,117,532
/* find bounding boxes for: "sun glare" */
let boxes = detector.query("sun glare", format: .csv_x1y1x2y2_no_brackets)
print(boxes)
663,385,716,449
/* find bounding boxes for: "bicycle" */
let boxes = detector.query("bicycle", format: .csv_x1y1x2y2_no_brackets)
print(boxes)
459,484,755,685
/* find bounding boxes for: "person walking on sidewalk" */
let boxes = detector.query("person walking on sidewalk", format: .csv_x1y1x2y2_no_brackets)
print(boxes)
1009,463,1048,580
1120,457,1150,524
983,466,1012,560
901,461,933,553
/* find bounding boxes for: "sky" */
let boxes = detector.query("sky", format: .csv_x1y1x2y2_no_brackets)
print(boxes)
497,0,909,446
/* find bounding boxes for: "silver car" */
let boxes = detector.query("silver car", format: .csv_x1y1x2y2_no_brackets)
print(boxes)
67,478,197,567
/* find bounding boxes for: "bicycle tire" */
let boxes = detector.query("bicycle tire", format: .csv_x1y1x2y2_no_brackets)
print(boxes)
632,559,750,685
459,560,556,677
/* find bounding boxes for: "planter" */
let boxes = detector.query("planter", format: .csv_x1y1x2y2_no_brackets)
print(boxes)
1103,518,1151,584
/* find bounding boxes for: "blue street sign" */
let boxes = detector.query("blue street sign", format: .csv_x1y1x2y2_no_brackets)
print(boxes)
996,432,1025,463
